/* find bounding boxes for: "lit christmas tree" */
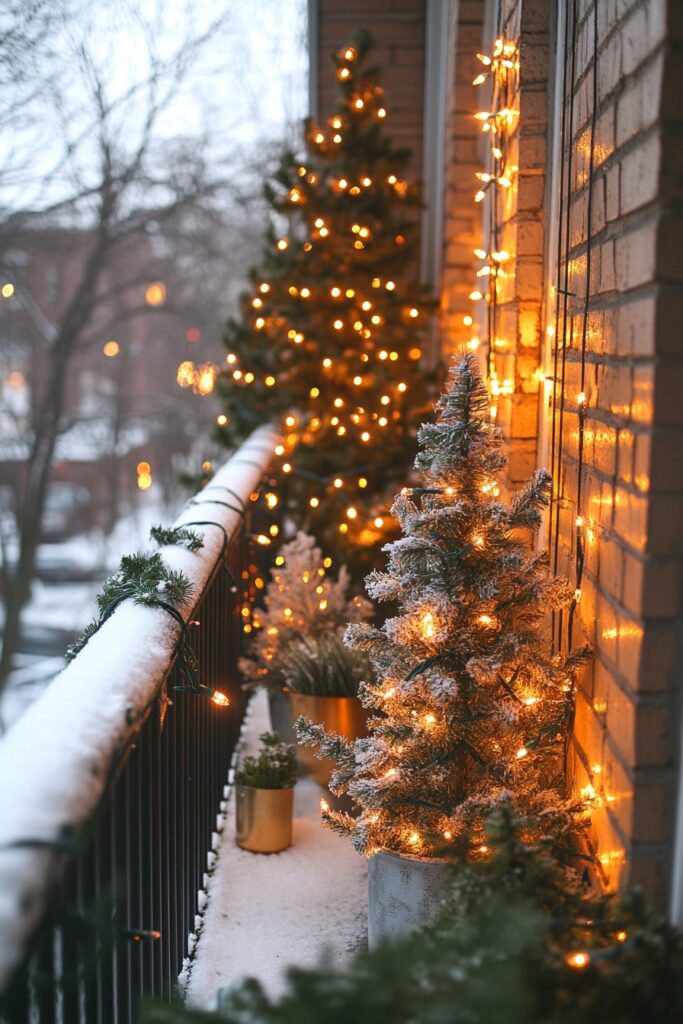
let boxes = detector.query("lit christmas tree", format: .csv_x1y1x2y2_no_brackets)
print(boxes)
216,31,435,566
239,531,371,691
298,354,589,857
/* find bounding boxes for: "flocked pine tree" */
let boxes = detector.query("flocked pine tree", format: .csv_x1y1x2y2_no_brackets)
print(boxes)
239,532,372,692
216,31,435,568
297,354,590,858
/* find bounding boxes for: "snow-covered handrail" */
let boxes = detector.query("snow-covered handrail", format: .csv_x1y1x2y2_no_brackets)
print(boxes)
0,425,279,993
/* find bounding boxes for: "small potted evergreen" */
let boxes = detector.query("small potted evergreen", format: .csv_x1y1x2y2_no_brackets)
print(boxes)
284,634,373,786
235,732,297,854
239,532,372,743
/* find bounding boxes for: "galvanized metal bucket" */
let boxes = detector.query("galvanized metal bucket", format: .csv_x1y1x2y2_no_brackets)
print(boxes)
235,784,294,853
267,685,296,745
367,849,452,949
289,693,369,786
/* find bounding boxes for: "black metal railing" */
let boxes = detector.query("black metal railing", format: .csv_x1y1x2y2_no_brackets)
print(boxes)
0,429,277,1024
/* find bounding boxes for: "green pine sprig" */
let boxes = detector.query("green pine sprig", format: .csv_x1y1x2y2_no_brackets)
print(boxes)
150,524,204,552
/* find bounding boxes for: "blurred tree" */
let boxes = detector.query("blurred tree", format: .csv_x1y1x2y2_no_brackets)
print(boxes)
0,2,272,702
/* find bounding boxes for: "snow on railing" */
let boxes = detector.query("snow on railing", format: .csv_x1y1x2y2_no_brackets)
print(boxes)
0,425,279,993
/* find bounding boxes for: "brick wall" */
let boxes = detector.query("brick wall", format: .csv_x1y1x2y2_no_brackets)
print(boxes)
312,0,683,909
448,0,683,907
312,0,427,180
554,0,683,907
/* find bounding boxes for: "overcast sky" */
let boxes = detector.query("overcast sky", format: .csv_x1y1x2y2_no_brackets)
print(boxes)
0,0,309,212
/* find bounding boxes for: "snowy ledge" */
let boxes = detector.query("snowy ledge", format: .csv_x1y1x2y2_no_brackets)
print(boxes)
0,425,279,993
184,689,368,1009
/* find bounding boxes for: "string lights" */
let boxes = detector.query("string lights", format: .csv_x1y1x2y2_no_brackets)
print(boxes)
469,33,519,417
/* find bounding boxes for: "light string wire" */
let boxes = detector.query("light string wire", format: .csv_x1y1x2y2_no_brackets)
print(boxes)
486,0,505,390
550,0,578,652
568,0,599,650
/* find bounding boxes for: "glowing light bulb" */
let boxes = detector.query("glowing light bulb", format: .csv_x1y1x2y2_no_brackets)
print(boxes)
346,506,357,519
277,239,288,250
408,832,420,846
309,497,319,508
211,691,230,707
333,319,343,330
515,747,528,760
320,798,330,812
421,612,436,639
566,952,590,969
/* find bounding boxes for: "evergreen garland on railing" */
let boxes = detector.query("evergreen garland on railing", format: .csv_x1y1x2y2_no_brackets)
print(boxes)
65,538,229,707
149,524,205,552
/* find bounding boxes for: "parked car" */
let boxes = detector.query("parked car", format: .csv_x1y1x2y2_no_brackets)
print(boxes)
40,483,92,542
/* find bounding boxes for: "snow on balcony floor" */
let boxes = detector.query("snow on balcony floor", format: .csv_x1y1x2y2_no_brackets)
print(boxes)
184,689,368,1009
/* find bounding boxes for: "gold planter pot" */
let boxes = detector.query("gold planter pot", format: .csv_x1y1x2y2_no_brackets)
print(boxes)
235,784,294,853
289,693,369,786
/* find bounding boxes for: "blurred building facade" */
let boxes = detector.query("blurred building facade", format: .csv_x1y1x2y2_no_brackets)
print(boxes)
0,225,224,536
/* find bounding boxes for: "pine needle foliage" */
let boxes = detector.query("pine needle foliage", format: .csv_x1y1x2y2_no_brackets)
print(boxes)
234,732,297,790
297,354,590,857
150,525,204,552
140,807,683,1024
215,31,436,567
66,552,194,662
280,634,374,698
239,532,372,691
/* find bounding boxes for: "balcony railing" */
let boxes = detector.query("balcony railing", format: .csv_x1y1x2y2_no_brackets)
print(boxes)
0,425,278,1024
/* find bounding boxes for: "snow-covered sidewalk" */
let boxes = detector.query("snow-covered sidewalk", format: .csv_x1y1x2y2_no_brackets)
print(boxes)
184,689,368,1008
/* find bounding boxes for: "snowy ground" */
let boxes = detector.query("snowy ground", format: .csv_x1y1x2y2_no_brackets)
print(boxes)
185,689,368,1009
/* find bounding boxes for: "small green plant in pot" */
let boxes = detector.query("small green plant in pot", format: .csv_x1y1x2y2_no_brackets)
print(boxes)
286,634,374,787
235,732,297,854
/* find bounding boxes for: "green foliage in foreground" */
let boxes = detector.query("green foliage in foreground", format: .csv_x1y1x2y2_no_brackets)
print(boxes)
141,806,683,1024
234,732,297,790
